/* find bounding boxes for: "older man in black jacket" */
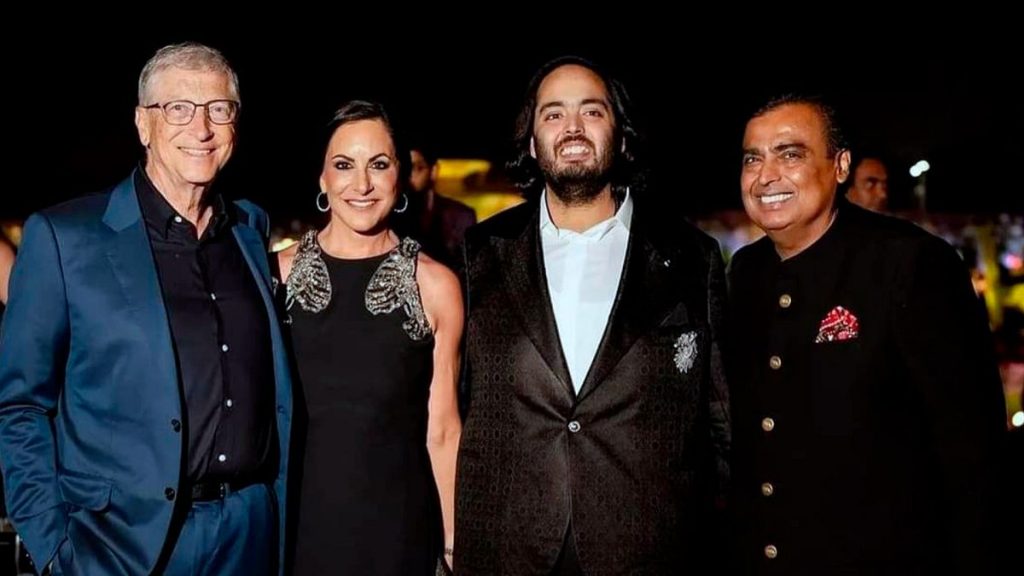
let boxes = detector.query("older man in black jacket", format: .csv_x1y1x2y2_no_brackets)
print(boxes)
728,94,1005,575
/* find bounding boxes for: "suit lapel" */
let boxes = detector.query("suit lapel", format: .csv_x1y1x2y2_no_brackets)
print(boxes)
495,205,575,403
102,174,179,393
231,220,292,421
231,219,289,390
232,224,274,296
576,213,703,403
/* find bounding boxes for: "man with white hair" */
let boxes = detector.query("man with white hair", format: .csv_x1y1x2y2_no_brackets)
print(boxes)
0,42,292,575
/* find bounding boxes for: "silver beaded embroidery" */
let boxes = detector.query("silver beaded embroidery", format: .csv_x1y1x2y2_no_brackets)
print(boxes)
673,331,698,374
285,230,332,313
365,238,432,340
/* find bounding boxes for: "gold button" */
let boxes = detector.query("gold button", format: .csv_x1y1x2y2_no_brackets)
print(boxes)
778,294,792,308
761,482,774,497
764,544,778,559
761,417,775,432
769,356,782,370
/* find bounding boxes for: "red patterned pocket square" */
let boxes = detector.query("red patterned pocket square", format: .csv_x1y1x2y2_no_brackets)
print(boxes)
815,306,859,343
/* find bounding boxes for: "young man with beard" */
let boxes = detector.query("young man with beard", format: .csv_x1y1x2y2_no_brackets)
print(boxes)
453,56,731,575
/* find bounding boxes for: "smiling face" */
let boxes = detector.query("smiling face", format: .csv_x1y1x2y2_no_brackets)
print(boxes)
134,67,237,196
740,102,850,257
531,64,616,205
319,118,401,235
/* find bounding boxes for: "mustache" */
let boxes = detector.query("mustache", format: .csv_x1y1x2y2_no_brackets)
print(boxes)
556,135,594,148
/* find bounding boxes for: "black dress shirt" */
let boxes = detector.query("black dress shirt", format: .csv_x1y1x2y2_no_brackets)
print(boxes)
136,170,275,483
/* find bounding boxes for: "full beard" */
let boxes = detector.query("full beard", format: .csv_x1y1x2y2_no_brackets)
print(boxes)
537,138,614,206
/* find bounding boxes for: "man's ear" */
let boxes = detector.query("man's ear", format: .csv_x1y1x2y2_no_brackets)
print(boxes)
836,149,851,184
135,107,150,148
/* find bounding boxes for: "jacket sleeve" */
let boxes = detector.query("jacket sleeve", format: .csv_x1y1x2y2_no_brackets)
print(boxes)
706,241,731,502
890,236,1005,575
0,213,71,569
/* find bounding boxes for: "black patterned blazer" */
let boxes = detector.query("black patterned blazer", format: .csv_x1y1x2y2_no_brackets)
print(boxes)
454,199,731,575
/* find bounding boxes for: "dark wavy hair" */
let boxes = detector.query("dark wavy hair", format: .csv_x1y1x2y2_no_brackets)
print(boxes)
323,99,410,185
507,56,646,199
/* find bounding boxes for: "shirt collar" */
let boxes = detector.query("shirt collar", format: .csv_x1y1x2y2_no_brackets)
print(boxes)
135,165,230,240
539,187,633,240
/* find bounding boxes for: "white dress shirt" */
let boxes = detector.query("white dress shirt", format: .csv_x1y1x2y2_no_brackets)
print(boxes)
540,189,633,393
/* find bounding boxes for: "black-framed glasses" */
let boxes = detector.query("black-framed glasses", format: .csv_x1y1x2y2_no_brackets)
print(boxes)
142,99,240,125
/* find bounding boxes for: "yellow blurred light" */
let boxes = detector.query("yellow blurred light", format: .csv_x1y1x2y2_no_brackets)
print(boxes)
436,159,492,180
1,223,22,246
272,237,297,252
463,193,525,222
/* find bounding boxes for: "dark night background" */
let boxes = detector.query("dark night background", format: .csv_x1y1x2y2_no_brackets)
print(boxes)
6,32,1021,223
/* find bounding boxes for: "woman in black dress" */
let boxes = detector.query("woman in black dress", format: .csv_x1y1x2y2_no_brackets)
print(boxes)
277,101,462,575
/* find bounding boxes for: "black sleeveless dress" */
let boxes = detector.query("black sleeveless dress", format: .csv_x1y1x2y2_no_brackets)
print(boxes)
284,234,440,575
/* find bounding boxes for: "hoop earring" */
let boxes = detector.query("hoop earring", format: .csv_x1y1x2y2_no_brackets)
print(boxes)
316,191,330,213
393,192,409,214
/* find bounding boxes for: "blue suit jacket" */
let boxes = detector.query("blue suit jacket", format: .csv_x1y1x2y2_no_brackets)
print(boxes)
0,172,293,574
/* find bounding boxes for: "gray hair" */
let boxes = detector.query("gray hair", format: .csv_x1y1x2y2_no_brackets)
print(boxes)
137,42,239,105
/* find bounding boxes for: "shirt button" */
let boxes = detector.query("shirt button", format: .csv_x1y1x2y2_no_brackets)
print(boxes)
762,417,775,432
221,344,229,352
210,293,217,301
764,544,778,559
761,482,774,497
171,419,181,432
173,216,183,224
769,356,782,370
218,454,227,463
165,487,176,501
778,294,792,308
567,421,581,433
225,399,233,408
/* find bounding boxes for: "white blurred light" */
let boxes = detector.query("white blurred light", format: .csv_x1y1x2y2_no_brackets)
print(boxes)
909,160,930,178
1013,411,1024,428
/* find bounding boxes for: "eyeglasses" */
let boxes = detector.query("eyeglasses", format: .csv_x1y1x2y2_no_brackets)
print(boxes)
142,99,240,125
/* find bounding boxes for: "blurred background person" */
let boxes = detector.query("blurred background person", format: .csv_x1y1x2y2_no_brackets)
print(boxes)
845,154,889,212
395,137,477,268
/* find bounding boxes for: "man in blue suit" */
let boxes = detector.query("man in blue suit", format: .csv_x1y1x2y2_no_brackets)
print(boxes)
0,42,292,575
